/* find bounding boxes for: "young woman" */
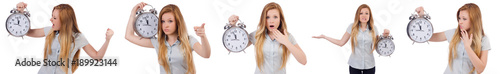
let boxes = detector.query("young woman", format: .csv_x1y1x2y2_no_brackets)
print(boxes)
228,2,307,74
17,2,114,74
416,3,490,74
124,2,211,74
312,4,390,74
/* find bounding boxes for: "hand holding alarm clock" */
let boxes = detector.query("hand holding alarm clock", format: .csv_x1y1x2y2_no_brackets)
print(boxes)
6,2,31,37
376,34,395,57
223,15,249,54
133,3,159,39
407,7,433,44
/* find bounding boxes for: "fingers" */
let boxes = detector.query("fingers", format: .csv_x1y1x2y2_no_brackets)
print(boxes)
194,23,206,37
194,23,205,31
106,28,114,40
416,6,425,16
312,35,324,38
469,33,473,41
17,2,27,8
17,2,27,12
201,23,205,28
136,2,147,9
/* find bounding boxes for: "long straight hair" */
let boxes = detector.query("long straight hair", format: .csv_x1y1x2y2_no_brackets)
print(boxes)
448,3,484,73
350,4,377,53
255,2,290,71
157,4,195,74
43,4,81,73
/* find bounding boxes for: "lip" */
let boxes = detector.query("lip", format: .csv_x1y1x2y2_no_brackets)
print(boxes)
164,29,169,32
269,25,275,29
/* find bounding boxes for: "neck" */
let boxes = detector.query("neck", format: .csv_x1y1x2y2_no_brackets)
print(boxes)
360,22,368,30
166,33,179,42
360,22,367,28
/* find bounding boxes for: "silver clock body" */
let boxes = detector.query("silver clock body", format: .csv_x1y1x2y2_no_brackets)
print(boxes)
376,36,395,56
6,8,30,37
134,5,158,38
222,20,249,53
407,13,433,43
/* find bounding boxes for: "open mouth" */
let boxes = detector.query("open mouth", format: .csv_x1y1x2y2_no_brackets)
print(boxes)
269,25,275,29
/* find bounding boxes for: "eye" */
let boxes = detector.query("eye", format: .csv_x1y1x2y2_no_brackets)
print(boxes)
274,16,278,18
266,16,270,19
161,20,165,23
168,20,173,23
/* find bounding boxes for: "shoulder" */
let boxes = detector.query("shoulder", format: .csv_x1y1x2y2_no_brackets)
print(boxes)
444,28,457,41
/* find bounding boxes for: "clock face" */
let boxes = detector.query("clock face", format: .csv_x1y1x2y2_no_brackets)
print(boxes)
377,38,395,56
223,27,249,52
6,13,30,37
135,13,158,38
407,18,433,43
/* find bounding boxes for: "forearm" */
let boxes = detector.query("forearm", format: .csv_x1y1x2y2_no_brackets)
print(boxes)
93,40,111,59
465,46,486,73
324,36,345,47
125,14,136,40
283,43,307,65
200,36,211,58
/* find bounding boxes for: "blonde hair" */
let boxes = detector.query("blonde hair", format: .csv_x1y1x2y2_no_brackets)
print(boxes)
255,2,290,71
449,3,484,73
350,4,377,53
43,4,81,73
157,4,195,74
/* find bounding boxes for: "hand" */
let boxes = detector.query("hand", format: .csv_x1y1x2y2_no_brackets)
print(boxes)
228,15,239,26
194,23,206,37
312,34,326,39
415,6,425,17
106,28,114,40
383,29,390,37
16,2,27,12
132,2,147,14
460,29,473,47
271,29,291,45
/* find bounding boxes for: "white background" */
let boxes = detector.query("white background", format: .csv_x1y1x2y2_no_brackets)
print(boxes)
1,0,499,74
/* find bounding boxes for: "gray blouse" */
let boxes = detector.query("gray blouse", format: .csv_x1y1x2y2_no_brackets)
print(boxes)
150,36,198,74
38,27,89,74
444,28,491,74
249,31,297,74
346,23,379,69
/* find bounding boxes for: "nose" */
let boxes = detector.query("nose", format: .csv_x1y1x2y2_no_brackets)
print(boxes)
163,23,168,28
458,20,462,25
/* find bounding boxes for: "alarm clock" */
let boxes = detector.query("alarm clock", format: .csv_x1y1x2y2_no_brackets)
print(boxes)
407,11,433,44
134,5,158,39
376,35,395,57
222,20,249,54
6,8,30,37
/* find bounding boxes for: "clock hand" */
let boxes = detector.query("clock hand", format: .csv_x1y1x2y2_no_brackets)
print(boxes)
385,43,387,48
232,32,237,39
419,25,422,31
146,19,149,26
15,18,20,26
